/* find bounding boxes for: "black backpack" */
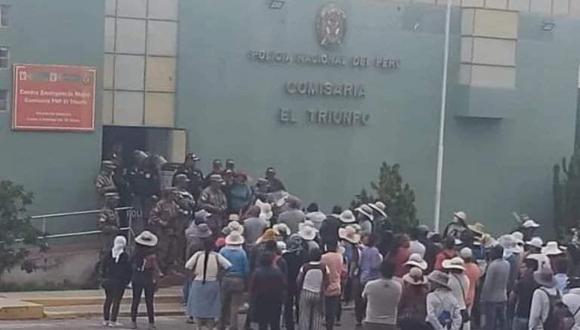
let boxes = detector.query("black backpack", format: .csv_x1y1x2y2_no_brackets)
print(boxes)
541,288,577,330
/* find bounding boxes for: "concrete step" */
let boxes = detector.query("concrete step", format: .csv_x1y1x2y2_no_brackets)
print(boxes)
2,286,183,307
44,302,185,319
0,299,44,320
24,292,182,307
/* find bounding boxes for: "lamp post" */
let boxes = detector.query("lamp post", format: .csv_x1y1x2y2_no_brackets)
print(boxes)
434,0,452,233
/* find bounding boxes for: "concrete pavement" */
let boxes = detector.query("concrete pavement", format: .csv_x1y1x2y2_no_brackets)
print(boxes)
0,313,359,329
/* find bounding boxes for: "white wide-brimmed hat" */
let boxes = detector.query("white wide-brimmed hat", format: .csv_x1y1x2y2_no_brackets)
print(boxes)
135,231,158,247
339,226,361,244
453,211,467,221
339,210,356,224
298,225,318,241
225,232,245,245
405,253,428,270
542,241,564,256
526,237,544,249
403,267,427,285
368,202,387,218
442,257,465,271
355,205,374,221
273,223,291,237
299,220,315,232
523,219,540,228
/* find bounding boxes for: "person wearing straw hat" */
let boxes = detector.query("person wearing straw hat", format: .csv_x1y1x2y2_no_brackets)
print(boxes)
186,235,232,330
97,192,121,257
443,257,470,330
480,245,510,330
130,231,163,330
306,203,326,230
278,196,305,234
520,218,541,242
219,232,248,330
298,223,320,255
398,267,429,328
183,222,213,322
296,247,329,330
361,260,402,330
222,220,244,236
199,174,228,232
459,248,481,328
528,266,563,330
443,211,469,240
405,253,428,272
339,225,361,307
101,235,131,328
355,204,374,236
425,270,462,330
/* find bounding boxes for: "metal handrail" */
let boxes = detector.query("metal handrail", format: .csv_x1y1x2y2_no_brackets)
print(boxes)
30,206,133,220
20,207,137,245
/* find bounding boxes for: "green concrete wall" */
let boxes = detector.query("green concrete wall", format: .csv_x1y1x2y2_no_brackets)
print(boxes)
0,0,104,234
178,0,578,234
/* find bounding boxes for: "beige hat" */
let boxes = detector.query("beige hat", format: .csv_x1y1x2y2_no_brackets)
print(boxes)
339,210,356,223
355,205,374,221
460,247,473,259
427,270,450,289
339,226,361,244
225,232,245,245
227,221,244,234
298,225,318,241
542,241,563,256
442,257,465,271
228,214,240,222
534,267,557,288
454,211,467,221
404,253,428,270
135,231,158,247
526,237,544,249
273,223,291,237
403,267,427,285
523,219,540,228
368,202,387,217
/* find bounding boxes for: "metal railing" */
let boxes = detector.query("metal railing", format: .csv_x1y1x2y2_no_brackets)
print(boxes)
19,206,136,243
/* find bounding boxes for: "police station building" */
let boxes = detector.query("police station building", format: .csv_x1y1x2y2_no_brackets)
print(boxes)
0,0,579,234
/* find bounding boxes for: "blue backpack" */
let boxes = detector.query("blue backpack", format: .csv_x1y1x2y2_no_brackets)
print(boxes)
435,295,453,329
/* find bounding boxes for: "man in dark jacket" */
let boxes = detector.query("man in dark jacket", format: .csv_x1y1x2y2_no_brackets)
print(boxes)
320,207,343,252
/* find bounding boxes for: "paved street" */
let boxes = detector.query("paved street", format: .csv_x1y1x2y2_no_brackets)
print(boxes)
0,313,358,329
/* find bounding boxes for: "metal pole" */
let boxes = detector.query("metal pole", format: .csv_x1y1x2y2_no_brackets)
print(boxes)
434,0,452,233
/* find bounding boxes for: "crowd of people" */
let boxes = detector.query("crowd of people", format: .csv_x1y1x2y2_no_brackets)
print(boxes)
95,150,580,330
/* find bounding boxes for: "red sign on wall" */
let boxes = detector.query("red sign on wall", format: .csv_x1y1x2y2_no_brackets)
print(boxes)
12,64,96,132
